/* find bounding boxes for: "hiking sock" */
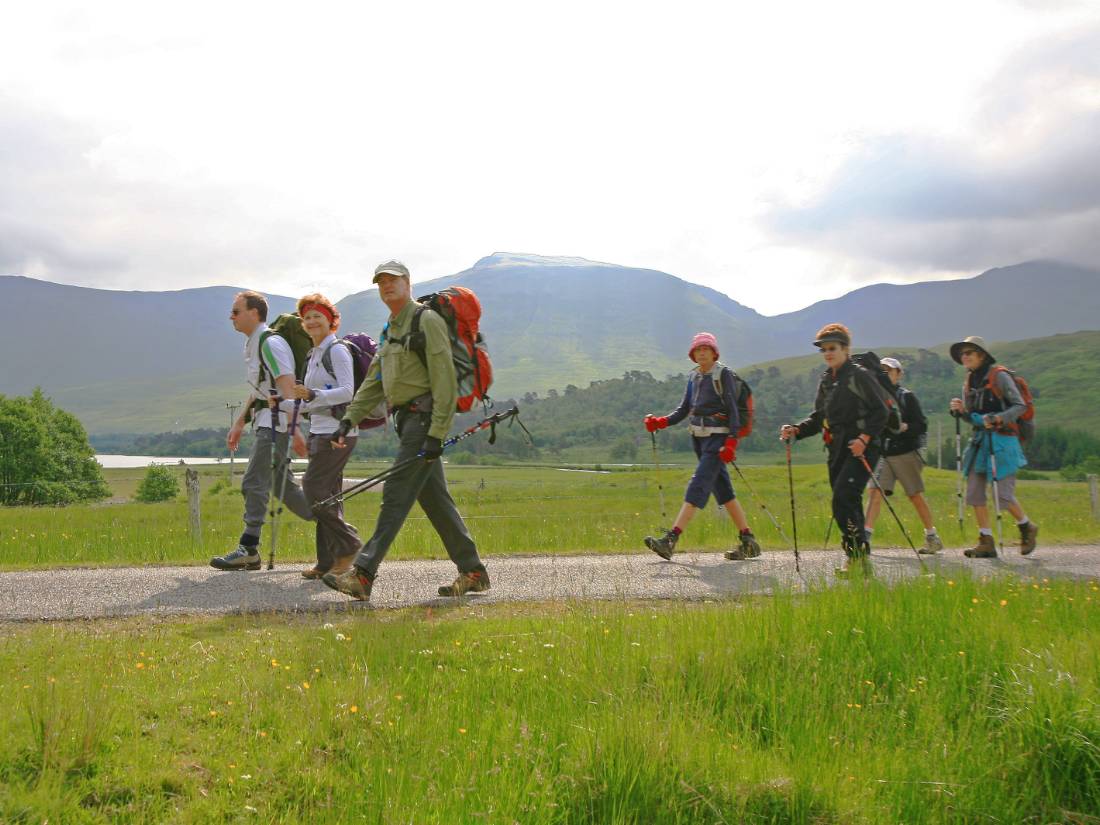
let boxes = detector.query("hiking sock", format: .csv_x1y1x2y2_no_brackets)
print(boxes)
1016,517,1030,527
739,528,752,536
925,528,938,537
239,533,259,550
979,528,993,537
671,526,683,537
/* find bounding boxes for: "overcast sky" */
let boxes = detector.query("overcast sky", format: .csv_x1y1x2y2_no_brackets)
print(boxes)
2,1,1098,314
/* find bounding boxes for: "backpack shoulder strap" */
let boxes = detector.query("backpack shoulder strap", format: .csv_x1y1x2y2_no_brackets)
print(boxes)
319,340,342,381
986,365,1010,397
257,329,276,384
407,305,429,368
711,361,726,395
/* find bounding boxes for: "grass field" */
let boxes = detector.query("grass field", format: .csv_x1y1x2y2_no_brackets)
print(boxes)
2,575,1098,823
1,461,1098,570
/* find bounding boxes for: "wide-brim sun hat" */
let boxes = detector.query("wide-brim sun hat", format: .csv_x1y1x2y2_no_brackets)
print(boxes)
949,335,995,365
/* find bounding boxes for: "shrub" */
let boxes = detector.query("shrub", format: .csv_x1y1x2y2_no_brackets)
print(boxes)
135,465,180,503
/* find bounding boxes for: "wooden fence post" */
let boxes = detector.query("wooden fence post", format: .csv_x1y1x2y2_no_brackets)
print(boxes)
1089,474,1099,521
186,467,202,544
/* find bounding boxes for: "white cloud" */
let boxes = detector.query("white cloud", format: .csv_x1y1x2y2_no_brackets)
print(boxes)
0,1,1095,312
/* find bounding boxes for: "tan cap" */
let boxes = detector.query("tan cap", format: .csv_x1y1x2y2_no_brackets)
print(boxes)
949,335,995,365
373,260,410,283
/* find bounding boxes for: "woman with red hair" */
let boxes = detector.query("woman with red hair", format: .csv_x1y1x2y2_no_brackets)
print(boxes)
281,294,362,579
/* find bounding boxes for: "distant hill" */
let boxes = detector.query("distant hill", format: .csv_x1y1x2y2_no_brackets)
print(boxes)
768,260,1100,348
2,254,1098,433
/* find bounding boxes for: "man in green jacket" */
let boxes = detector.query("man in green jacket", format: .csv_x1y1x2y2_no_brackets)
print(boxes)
322,260,489,602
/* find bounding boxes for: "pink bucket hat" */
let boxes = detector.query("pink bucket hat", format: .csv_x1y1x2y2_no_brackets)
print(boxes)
688,332,719,362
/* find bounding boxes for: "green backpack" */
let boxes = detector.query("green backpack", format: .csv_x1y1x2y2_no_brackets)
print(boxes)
259,313,313,384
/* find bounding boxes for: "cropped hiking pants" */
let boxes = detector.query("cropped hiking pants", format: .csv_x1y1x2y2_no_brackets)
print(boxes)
826,443,880,557
354,411,485,579
683,434,737,509
241,427,314,541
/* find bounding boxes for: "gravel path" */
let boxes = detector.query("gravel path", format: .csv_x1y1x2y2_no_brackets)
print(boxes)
1,544,1097,622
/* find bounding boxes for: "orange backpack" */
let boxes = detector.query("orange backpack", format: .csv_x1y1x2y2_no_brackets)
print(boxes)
966,365,1035,441
408,287,493,413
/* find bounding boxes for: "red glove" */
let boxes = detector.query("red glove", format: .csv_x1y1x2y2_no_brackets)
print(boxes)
718,437,738,463
644,415,669,433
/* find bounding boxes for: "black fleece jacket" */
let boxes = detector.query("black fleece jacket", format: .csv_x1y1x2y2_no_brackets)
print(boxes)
794,359,890,450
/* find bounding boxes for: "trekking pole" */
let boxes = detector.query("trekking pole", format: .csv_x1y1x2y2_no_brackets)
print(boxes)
822,517,834,551
313,405,530,511
650,431,667,520
987,429,1004,554
266,390,281,567
268,384,304,570
730,461,792,546
954,414,964,531
857,454,926,572
784,437,801,574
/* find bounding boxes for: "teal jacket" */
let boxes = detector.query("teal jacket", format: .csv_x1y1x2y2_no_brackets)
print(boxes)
961,366,1028,479
963,425,1027,480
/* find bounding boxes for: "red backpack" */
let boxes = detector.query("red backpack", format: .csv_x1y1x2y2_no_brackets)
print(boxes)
408,287,493,413
966,365,1035,441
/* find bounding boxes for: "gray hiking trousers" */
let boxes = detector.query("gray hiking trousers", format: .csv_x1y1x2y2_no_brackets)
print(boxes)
302,433,361,569
354,411,483,579
241,427,314,540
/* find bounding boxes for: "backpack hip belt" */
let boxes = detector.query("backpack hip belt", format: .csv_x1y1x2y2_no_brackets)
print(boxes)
688,423,730,437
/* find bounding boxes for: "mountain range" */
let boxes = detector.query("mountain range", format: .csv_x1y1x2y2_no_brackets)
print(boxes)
2,253,1097,433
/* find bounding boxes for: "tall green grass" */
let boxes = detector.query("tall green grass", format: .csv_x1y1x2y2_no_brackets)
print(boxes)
1,575,1098,822
0,463,1097,570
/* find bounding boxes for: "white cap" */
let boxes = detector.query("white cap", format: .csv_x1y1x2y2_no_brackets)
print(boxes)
880,357,902,371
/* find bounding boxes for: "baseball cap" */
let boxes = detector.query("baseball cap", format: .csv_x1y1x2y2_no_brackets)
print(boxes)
373,260,411,283
880,357,902,371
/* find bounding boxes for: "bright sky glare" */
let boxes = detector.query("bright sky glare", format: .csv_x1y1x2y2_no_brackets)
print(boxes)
2,1,1098,314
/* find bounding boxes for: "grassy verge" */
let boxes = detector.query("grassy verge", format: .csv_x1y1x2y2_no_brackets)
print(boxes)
2,575,1098,822
1,464,1098,570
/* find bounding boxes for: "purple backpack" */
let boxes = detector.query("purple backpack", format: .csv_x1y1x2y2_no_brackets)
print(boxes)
321,333,387,430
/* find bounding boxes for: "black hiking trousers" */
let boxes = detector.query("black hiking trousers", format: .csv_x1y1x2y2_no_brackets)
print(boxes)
827,443,880,558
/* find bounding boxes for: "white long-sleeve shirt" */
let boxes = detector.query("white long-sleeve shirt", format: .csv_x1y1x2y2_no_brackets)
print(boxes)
286,334,359,436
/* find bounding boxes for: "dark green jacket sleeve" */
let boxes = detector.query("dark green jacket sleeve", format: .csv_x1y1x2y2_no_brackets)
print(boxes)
343,352,384,425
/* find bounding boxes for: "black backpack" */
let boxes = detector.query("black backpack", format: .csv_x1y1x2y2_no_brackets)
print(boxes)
712,364,754,438
849,351,902,434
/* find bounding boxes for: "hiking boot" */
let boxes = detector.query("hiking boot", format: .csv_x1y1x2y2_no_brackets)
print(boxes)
1018,522,1039,556
835,542,873,578
322,567,373,601
834,555,874,579
438,569,491,597
210,545,261,571
329,554,356,575
301,566,327,580
725,531,762,561
919,534,944,555
964,534,997,558
644,529,678,560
